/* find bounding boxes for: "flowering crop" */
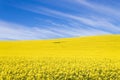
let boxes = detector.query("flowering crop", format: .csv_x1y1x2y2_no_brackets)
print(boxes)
0,57,120,80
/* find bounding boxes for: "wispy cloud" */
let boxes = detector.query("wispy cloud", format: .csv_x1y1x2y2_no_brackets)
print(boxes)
18,5,120,33
0,0,119,40
75,0,120,17
0,20,110,40
0,20,64,40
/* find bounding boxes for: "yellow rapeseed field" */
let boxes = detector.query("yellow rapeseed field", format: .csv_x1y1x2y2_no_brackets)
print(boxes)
0,35,120,80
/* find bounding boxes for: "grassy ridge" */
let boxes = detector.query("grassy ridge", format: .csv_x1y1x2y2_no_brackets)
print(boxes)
0,35,120,57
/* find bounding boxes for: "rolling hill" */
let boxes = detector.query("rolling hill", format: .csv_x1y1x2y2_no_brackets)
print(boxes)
0,35,120,57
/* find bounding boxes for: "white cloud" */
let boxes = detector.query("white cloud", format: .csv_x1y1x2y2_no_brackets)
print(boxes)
1,1,119,40
20,6,120,33
0,20,111,40
0,20,64,40
75,0,120,17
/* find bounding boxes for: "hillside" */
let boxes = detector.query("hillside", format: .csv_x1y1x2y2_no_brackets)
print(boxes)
0,35,120,57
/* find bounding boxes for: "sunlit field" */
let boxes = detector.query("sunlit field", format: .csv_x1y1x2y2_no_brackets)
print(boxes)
0,35,120,80
1,57,120,80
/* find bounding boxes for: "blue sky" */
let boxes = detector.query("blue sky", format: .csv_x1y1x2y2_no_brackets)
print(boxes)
0,0,120,40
